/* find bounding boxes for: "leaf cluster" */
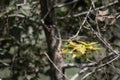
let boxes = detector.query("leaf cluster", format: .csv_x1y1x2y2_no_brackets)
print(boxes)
61,40,100,58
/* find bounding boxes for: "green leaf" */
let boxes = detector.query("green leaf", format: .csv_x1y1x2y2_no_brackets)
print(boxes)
0,68,11,78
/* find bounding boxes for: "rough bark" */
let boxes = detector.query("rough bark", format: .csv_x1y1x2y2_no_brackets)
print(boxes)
118,0,120,12
40,0,63,80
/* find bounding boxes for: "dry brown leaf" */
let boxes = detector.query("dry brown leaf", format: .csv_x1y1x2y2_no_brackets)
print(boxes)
98,9,109,16
96,16,105,21
107,15,115,19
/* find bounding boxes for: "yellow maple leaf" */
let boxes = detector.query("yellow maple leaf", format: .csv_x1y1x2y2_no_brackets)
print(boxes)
61,49,69,54
87,46,100,50
72,52,83,58
61,41,100,58
86,42,100,50
73,45,86,54
71,44,87,58
68,41,77,47
80,41,99,50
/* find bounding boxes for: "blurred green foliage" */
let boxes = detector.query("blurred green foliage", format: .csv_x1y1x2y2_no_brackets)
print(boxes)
0,0,120,80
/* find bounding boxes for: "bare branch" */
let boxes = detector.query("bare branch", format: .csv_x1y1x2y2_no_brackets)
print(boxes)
70,67,89,80
43,52,70,80
58,0,118,19
54,0,79,8
69,7,92,40
63,62,97,69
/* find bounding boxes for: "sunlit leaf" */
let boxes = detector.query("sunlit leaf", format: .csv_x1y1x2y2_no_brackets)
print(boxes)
72,52,82,58
73,45,86,54
61,49,69,54
68,41,77,47
62,40,100,58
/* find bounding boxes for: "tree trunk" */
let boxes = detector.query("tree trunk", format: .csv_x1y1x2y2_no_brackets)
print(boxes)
40,0,63,80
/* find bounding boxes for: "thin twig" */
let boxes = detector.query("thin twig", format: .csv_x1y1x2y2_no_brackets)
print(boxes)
86,21,118,54
58,0,118,19
42,0,79,22
63,62,97,69
43,52,70,80
86,21,120,69
54,0,79,8
81,71,94,80
69,7,92,40
70,50,119,80
70,67,89,80
97,51,120,68
91,0,101,34
0,61,9,67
